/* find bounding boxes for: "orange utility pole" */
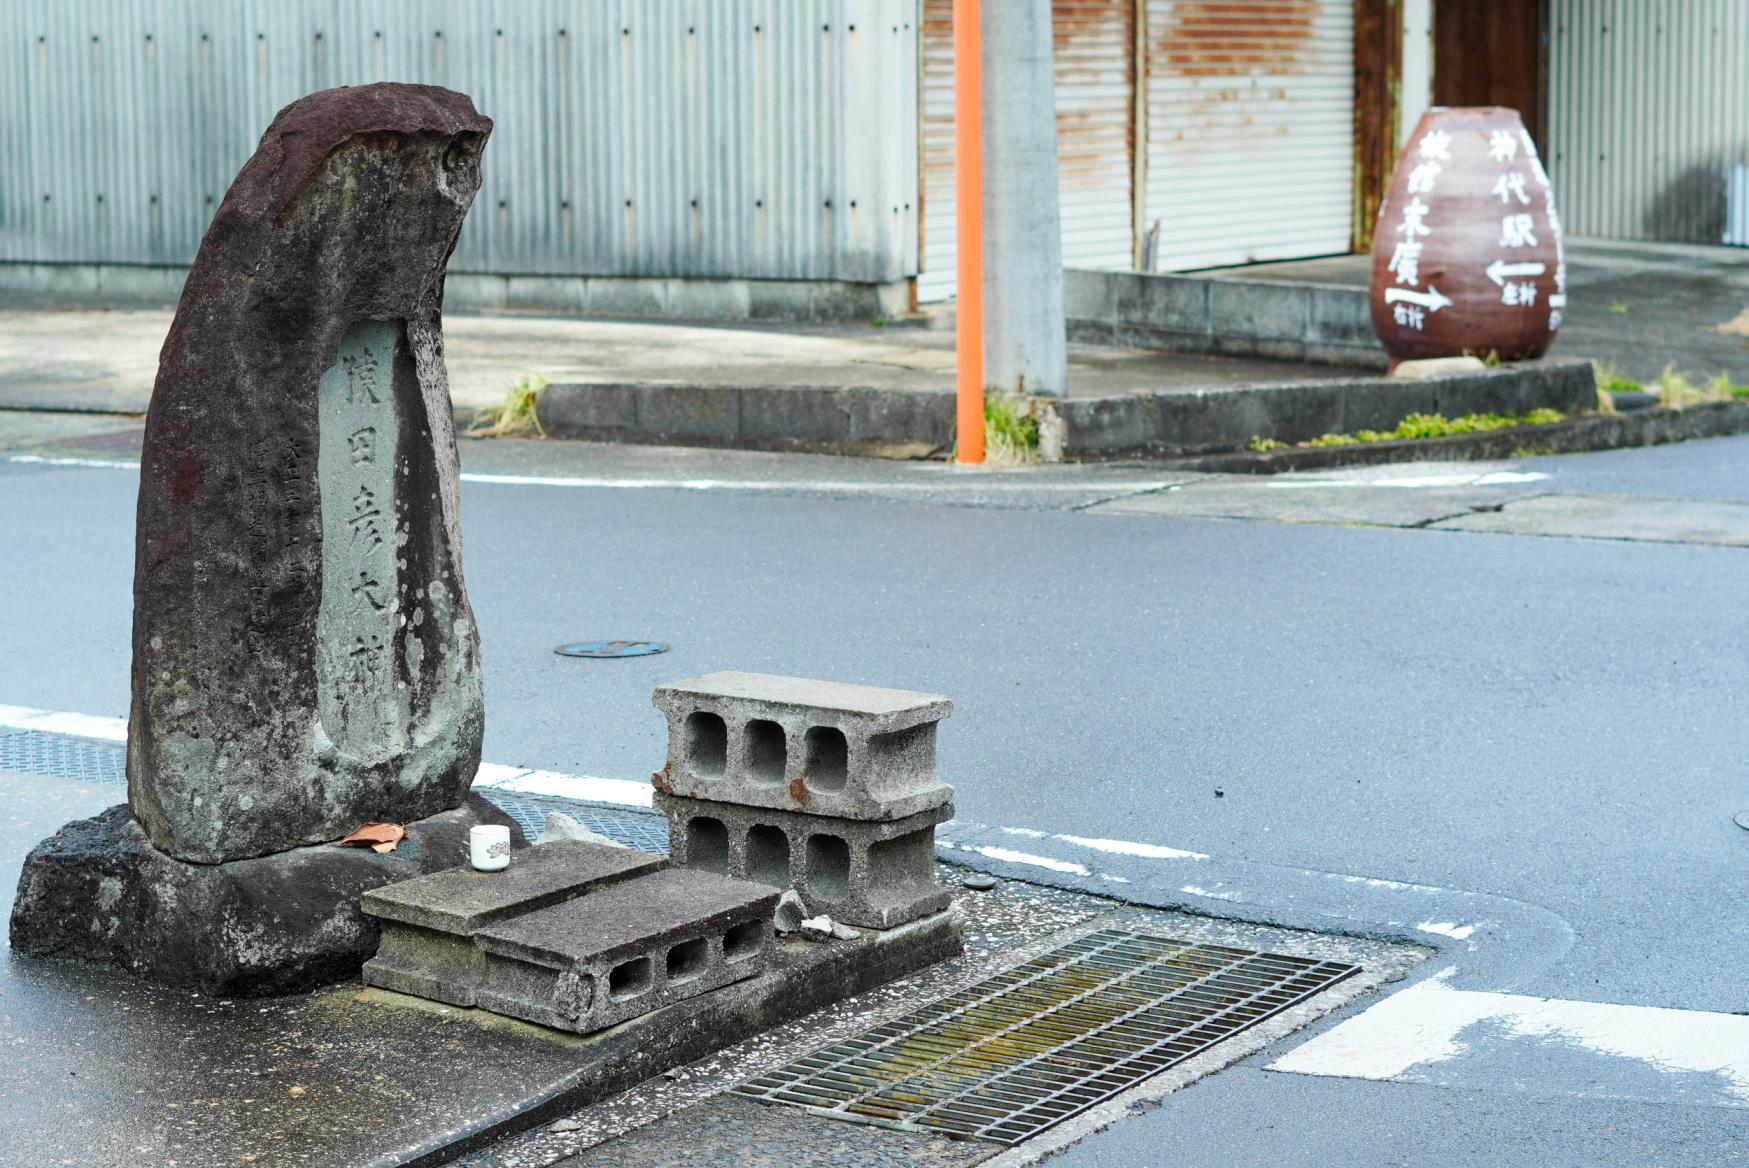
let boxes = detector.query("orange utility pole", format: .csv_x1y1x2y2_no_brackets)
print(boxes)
953,0,984,465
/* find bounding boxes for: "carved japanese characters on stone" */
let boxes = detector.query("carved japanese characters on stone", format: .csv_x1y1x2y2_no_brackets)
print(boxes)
128,84,492,864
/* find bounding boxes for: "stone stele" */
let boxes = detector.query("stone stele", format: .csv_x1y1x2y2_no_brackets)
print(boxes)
10,84,502,996
131,83,492,864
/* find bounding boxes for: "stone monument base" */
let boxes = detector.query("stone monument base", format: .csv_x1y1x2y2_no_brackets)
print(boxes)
8,794,523,997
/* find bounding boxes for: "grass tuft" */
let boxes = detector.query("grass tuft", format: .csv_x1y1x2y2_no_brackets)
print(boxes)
469,375,548,439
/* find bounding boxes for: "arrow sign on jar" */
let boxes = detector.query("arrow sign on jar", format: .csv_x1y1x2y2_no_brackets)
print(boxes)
1485,259,1548,286
1383,285,1454,313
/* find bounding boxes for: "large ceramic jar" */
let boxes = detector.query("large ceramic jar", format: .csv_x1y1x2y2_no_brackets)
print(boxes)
1369,107,1566,363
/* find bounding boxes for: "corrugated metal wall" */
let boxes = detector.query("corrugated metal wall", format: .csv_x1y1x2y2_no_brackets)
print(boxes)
0,0,918,281
1547,0,1749,244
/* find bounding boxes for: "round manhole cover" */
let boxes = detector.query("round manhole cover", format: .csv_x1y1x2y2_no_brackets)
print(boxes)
554,640,670,659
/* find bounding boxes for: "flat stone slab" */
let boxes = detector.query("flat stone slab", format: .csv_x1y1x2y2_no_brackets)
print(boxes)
653,671,954,822
361,840,665,1006
9,792,523,997
362,839,664,933
475,867,778,1033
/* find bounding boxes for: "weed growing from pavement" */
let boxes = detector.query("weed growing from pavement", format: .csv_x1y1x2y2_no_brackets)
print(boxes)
469,374,548,438
1610,300,1630,315
1249,409,1568,453
1597,361,1749,408
983,395,1041,466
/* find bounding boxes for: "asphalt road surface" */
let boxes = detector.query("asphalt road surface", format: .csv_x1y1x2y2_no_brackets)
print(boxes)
3,415,1746,1165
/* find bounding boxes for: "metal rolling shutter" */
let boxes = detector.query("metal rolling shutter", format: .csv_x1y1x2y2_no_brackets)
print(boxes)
918,0,1137,301
1143,0,1354,271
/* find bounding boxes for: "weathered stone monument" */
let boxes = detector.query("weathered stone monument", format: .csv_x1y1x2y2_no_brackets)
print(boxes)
10,83,513,995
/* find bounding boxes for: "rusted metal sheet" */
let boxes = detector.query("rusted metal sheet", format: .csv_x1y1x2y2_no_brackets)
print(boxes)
1369,107,1565,362
917,0,1135,301
1547,0,1749,245
1142,0,1355,272
0,0,919,282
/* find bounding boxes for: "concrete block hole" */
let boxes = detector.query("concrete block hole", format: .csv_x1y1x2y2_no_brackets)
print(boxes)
803,726,848,792
689,816,729,873
723,920,763,963
806,834,851,901
746,824,791,888
666,937,708,986
609,956,652,1001
745,719,787,785
686,711,727,777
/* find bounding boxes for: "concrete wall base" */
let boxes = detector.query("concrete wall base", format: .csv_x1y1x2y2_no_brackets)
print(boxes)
0,262,911,324
1065,267,1387,369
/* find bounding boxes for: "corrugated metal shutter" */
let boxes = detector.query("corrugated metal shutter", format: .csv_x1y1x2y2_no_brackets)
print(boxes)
0,0,918,282
1547,0,1749,244
918,0,1136,301
1143,0,1354,271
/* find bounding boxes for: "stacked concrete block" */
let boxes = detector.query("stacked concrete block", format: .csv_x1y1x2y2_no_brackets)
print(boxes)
474,868,777,1033
360,840,664,1006
652,672,954,929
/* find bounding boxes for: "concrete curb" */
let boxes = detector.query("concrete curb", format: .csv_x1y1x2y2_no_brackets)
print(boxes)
533,381,954,459
533,359,1598,461
1169,397,1749,474
1055,358,1598,458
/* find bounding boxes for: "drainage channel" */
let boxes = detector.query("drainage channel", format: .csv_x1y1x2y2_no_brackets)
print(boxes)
734,926,1360,1145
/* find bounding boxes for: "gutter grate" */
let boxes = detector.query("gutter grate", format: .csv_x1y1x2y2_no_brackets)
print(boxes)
734,926,1360,1145
0,728,126,785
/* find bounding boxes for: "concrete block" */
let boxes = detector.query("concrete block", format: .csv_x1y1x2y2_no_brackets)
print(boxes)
584,278,668,317
657,791,952,929
360,840,664,1006
474,867,777,1033
1063,268,1118,324
535,382,640,437
652,672,953,821
746,280,817,321
1305,285,1377,348
665,278,751,322
1209,280,1311,342
1116,273,1211,334
634,383,743,442
1338,377,1440,434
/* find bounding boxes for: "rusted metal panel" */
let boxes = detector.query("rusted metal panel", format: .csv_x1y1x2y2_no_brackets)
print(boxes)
917,0,1136,301
0,0,919,282
1143,0,1355,272
1547,0,1749,245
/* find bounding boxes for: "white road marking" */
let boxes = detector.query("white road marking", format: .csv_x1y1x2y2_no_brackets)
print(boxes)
0,704,127,741
1267,471,1549,490
1271,971,1749,1105
940,841,1093,877
3,453,1174,495
1417,920,1478,941
1053,834,1209,861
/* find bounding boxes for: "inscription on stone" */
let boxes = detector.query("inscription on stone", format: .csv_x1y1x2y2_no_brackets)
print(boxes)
316,319,404,755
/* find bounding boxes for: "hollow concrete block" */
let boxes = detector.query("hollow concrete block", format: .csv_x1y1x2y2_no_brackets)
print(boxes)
360,840,664,1006
656,791,952,930
652,672,953,822
474,868,777,1034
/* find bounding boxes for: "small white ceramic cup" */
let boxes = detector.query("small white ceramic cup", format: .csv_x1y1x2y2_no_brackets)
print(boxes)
469,824,511,871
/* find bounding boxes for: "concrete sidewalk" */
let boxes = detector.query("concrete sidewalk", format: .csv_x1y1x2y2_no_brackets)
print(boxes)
0,305,1332,416
1198,237,1749,386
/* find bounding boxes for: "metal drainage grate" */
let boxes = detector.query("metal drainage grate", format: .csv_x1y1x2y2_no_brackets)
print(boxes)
0,729,126,785
475,789,671,855
735,926,1360,1145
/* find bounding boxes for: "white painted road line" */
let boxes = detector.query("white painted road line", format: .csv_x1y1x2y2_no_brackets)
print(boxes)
4,453,1177,495
0,702,652,808
1270,970,1749,1107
